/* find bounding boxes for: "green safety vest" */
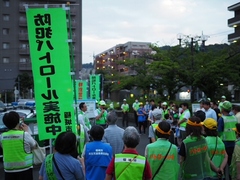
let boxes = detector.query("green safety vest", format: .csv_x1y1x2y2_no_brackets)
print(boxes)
151,123,158,140
1,130,33,170
147,139,179,180
182,136,211,180
133,102,140,111
114,153,145,180
122,104,129,112
77,124,85,155
79,110,91,129
179,109,190,128
230,140,240,179
205,136,225,178
46,154,57,180
96,108,107,125
162,109,169,120
221,115,237,141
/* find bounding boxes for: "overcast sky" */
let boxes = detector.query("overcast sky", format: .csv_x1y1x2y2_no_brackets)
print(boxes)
82,0,239,64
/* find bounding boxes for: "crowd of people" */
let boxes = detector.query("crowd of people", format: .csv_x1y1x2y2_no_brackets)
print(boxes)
1,97,240,180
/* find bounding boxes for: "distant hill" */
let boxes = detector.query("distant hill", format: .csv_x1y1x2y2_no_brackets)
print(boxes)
82,63,93,69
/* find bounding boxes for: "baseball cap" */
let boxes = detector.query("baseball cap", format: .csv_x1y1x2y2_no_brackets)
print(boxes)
221,95,226,99
123,99,126,101
162,102,167,106
203,118,217,130
220,101,232,111
152,109,162,118
99,100,106,106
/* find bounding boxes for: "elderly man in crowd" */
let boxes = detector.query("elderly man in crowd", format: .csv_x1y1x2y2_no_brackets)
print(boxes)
102,111,124,155
105,126,152,180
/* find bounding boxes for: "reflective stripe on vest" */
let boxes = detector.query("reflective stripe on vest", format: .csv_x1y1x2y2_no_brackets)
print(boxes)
221,115,237,141
230,140,240,179
114,154,145,180
46,154,57,180
180,109,190,128
2,130,33,170
151,123,158,140
77,124,85,154
96,109,107,125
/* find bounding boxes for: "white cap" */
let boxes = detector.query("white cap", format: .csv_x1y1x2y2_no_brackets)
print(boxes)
162,102,167,106
123,99,126,101
152,109,162,118
221,96,226,99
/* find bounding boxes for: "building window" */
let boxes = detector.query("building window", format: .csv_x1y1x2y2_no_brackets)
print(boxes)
20,58,27,63
3,43,10,49
20,43,29,49
3,28,9,35
3,57,9,63
4,0,10,7
3,14,10,21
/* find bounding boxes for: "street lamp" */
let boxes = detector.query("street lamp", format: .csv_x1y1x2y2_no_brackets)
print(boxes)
177,32,209,102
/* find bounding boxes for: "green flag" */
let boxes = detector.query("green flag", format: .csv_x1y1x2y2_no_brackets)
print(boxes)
26,8,76,140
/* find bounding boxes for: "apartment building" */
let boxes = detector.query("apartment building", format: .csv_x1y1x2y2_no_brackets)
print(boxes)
0,0,82,98
94,41,152,75
228,2,240,42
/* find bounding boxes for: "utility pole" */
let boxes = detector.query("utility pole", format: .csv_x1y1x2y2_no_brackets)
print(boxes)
177,33,209,102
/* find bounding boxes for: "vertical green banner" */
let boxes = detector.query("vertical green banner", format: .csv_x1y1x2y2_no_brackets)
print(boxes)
26,8,75,140
90,75,100,100
75,80,87,100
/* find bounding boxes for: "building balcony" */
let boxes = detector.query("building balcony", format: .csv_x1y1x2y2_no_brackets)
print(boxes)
19,4,25,12
228,31,240,42
19,63,32,71
228,16,240,27
19,19,27,26
19,33,28,41
19,48,30,54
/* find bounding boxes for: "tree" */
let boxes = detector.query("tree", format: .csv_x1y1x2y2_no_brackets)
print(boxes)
15,73,33,98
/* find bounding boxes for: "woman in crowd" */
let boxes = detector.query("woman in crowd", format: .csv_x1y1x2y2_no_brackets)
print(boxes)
39,132,85,180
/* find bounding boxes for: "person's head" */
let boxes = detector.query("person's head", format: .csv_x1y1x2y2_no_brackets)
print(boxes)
135,99,138,103
221,95,226,102
233,123,240,138
90,125,104,141
150,99,155,105
212,101,218,108
107,111,118,125
186,116,202,138
123,99,127,104
123,126,140,148
98,100,106,110
194,110,206,122
232,105,240,115
200,101,204,109
155,121,171,139
158,101,162,107
220,101,232,114
145,100,149,105
152,109,162,120
203,101,210,111
3,111,20,129
162,102,168,109
173,104,179,112
164,113,170,120
54,132,77,154
151,104,157,111
203,118,218,136
181,102,189,110
79,102,87,112
139,102,143,108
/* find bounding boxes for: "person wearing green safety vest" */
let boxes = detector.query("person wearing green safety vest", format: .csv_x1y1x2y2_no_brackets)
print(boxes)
105,126,152,180
230,123,240,180
203,118,228,179
94,100,108,129
179,116,219,180
145,121,179,180
148,108,163,143
0,111,37,180
132,99,140,127
177,102,190,147
121,99,129,127
39,132,85,180
162,102,170,120
78,102,92,132
218,101,237,178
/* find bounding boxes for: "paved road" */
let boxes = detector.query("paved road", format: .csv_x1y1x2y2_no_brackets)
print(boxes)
0,118,150,180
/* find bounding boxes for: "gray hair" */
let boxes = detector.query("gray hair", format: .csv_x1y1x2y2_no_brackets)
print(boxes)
123,126,140,148
107,111,118,125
